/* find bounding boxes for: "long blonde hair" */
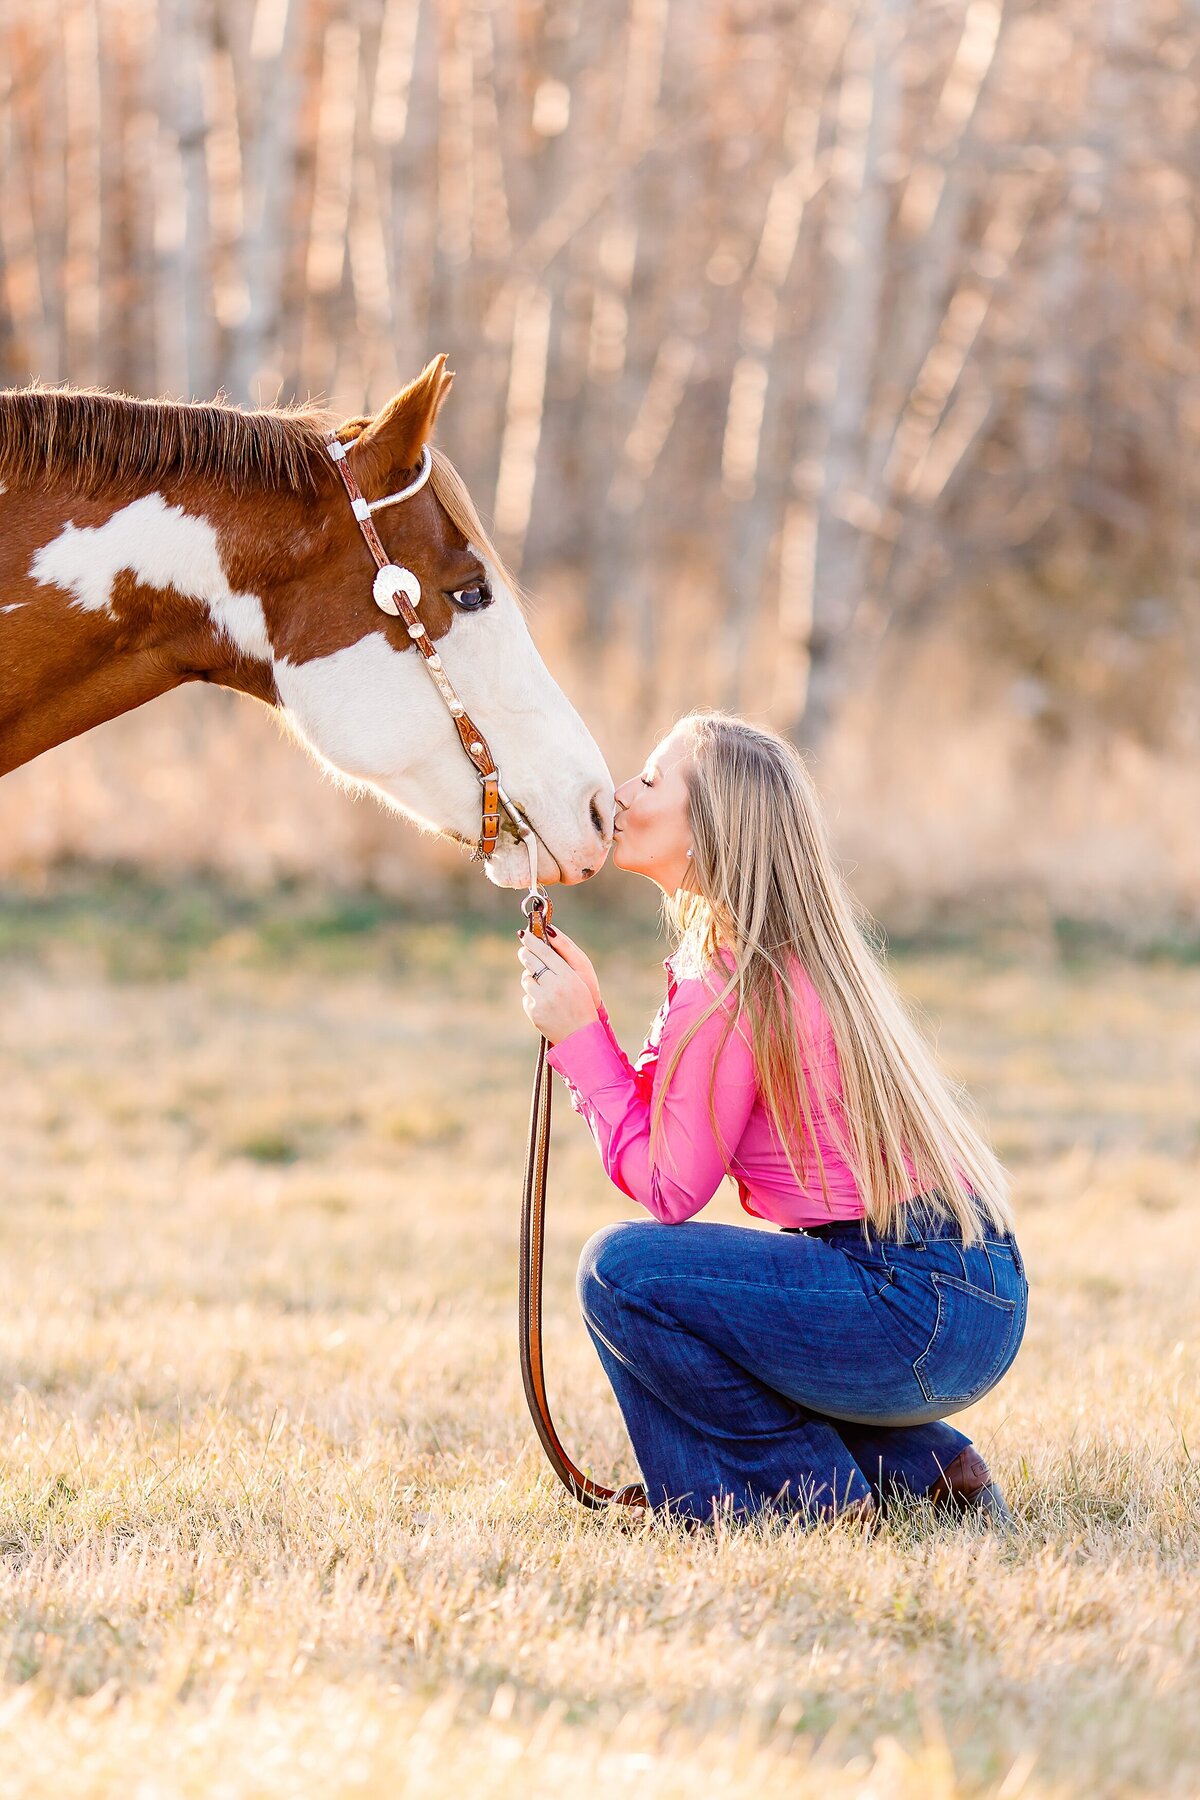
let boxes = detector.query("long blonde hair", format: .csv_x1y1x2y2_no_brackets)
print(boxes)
650,710,1013,1243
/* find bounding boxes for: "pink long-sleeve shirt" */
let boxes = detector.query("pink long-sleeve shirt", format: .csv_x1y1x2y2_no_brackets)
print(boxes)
546,951,868,1227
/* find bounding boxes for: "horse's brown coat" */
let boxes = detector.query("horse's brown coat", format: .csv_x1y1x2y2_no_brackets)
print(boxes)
0,358,493,776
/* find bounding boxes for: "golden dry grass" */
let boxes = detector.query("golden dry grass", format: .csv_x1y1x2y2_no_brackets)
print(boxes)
0,878,1196,1798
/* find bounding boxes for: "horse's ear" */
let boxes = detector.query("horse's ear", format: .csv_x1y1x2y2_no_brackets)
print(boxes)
348,354,454,494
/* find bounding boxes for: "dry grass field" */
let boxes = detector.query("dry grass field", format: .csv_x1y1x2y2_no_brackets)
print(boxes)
0,875,1196,1799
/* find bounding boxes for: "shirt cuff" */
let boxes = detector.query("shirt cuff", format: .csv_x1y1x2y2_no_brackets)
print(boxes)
547,1019,634,1097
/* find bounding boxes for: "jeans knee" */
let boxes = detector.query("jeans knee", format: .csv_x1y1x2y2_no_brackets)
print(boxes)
577,1219,652,1319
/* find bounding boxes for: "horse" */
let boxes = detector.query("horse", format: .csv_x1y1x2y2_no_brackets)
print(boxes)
0,355,614,889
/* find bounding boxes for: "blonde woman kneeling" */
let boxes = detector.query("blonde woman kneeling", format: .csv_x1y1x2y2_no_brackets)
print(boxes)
516,710,1026,1528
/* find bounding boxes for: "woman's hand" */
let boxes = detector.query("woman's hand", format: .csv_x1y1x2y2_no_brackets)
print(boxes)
517,929,600,1045
537,923,602,1007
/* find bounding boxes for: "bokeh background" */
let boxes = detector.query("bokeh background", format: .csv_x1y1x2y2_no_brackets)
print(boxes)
3,9,1200,1798
2,0,1197,929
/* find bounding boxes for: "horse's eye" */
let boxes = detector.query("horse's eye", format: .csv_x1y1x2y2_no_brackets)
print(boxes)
448,579,493,612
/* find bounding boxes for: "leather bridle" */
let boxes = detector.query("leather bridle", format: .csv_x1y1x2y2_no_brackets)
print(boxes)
328,433,645,1516
325,433,544,905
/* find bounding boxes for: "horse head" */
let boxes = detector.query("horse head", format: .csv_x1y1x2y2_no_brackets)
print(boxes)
267,356,614,888
1,362,614,889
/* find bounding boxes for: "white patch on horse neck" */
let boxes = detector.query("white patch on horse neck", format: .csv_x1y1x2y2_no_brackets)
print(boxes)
29,492,271,661
1,603,24,613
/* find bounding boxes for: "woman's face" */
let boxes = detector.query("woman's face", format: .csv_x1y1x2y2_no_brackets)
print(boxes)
612,728,694,892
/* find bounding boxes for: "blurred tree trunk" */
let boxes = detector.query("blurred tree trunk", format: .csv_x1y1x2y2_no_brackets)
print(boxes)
228,0,309,402
791,0,905,748
161,0,217,397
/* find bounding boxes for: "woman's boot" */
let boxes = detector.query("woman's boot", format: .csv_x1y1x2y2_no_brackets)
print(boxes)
928,1448,1014,1526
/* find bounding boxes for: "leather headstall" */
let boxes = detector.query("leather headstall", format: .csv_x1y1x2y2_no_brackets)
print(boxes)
325,434,504,861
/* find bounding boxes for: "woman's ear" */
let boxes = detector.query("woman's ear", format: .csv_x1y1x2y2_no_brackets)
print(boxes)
346,354,454,495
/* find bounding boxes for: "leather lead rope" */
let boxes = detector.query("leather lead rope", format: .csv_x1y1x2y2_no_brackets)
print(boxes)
326,432,643,1512
518,905,647,1512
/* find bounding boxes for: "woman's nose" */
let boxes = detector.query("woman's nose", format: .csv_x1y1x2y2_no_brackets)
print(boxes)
613,777,639,809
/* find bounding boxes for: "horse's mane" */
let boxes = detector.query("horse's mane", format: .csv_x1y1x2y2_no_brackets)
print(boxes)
0,385,338,496
0,384,523,595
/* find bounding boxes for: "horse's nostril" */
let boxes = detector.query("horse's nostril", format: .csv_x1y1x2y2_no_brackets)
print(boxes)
589,792,608,838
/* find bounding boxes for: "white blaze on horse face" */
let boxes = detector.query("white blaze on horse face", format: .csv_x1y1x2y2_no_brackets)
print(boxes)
29,493,272,661
273,565,613,885
436,565,614,884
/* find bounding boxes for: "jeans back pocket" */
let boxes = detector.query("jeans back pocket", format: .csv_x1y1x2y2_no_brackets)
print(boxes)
912,1270,1019,1408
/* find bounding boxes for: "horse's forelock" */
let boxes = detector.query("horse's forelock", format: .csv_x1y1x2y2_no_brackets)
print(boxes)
427,447,524,608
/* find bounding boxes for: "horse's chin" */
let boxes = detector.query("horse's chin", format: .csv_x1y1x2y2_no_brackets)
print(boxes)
482,837,565,891
372,795,561,887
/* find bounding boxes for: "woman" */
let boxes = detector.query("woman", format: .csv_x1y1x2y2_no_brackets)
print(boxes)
516,710,1026,1528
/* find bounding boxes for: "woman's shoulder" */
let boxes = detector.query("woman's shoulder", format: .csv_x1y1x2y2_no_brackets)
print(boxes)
656,957,754,1080
670,941,823,1004
679,946,833,1058
662,948,747,1048
665,941,736,999
785,953,827,1019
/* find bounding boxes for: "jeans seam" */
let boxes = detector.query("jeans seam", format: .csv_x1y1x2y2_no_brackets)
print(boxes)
621,1271,880,1297
925,1270,1018,1311
981,1240,997,1295
912,1271,1019,1406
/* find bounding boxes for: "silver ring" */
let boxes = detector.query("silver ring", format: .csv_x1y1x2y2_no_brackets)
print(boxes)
531,966,545,983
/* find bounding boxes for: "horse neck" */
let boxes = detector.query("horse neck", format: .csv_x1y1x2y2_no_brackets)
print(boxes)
0,478,286,776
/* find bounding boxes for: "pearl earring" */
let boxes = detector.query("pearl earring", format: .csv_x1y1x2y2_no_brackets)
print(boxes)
685,848,693,859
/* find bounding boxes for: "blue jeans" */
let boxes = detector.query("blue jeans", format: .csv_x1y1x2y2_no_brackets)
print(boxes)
577,1208,1028,1522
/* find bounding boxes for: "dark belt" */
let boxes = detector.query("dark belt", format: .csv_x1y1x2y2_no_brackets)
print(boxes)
779,1219,864,1238
781,1212,1024,1274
